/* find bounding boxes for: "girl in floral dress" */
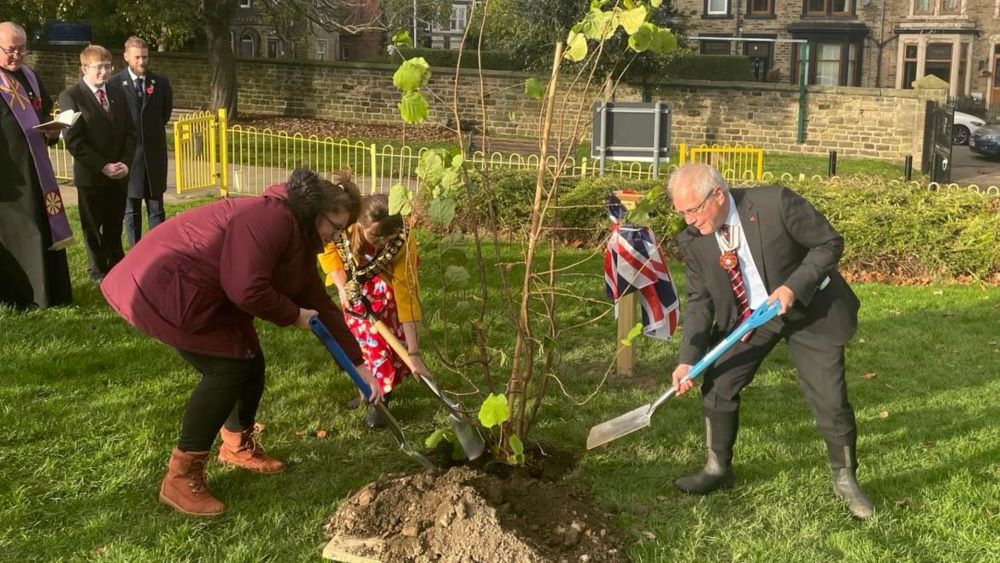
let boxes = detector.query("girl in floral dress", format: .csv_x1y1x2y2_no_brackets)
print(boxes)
318,193,430,428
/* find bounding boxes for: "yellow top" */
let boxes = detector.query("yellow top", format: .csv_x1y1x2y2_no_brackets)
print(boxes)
318,231,422,323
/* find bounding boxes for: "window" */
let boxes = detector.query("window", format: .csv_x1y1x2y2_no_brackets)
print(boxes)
316,39,327,61
707,0,729,15
240,0,251,7
450,5,468,31
805,0,852,16
748,0,772,15
903,45,919,88
240,32,256,58
341,46,350,61
912,0,964,16
898,40,973,96
267,38,279,58
793,41,862,86
700,40,731,55
924,42,953,84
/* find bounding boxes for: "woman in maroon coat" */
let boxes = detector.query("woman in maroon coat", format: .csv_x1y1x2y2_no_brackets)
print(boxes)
102,168,382,517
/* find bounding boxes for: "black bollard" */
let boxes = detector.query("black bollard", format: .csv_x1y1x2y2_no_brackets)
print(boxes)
904,155,913,181
828,150,838,177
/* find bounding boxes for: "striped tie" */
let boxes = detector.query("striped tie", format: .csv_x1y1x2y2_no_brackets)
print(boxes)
720,225,753,342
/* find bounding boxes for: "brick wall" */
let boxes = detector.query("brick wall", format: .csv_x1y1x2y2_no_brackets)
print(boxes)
28,48,937,166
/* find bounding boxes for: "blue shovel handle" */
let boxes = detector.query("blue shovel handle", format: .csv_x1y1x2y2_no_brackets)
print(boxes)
309,316,372,400
650,300,781,412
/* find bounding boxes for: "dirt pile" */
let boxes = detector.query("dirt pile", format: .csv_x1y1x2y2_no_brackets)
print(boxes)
323,465,626,563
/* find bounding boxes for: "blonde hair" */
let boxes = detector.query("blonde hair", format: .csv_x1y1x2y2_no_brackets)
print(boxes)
79,45,111,65
124,36,148,50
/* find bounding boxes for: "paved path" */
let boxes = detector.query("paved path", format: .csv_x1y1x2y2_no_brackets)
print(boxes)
949,145,1000,188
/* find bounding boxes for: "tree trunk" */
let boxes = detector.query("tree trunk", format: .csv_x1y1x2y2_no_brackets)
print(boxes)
203,0,238,118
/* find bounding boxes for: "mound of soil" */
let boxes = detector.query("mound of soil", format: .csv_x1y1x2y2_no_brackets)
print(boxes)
323,463,626,563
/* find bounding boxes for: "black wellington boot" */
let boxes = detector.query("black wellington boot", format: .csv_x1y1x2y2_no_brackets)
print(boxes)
826,438,875,519
676,411,739,494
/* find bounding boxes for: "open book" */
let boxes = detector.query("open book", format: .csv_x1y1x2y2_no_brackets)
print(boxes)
34,109,82,130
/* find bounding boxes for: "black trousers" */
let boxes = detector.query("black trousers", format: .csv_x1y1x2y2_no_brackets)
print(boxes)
176,349,266,452
77,182,127,280
700,317,858,445
124,175,166,248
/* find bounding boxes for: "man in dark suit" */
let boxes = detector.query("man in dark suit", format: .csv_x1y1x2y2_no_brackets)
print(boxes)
59,45,136,282
112,36,173,247
666,163,873,519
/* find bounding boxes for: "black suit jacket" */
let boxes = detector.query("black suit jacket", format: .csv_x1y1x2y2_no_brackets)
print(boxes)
676,185,860,365
111,69,173,198
58,80,136,189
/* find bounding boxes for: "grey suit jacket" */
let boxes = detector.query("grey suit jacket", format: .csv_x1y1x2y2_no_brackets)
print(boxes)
676,185,860,365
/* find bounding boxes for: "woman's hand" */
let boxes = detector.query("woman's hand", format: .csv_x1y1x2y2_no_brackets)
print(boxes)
407,352,433,382
355,363,384,404
294,308,318,330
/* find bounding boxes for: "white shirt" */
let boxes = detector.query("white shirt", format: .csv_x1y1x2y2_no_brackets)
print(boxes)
127,67,144,87
722,193,768,309
83,78,108,108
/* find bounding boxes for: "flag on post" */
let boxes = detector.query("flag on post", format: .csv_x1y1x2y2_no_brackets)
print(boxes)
603,193,679,340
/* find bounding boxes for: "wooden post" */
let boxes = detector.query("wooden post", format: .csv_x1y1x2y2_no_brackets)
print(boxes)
616,293,637,377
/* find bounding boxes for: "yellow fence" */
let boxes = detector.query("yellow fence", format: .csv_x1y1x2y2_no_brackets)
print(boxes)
168,110,767,195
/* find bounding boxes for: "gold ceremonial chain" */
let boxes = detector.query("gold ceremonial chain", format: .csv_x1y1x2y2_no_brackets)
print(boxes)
335,222,410,304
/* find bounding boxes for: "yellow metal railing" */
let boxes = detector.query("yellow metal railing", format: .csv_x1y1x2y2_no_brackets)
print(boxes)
677,143,765,183
174,110,222,194
174,110,768,195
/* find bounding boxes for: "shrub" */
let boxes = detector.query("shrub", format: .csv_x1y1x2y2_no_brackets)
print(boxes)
662,55,755,82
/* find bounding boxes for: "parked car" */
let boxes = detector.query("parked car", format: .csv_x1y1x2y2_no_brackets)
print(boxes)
968,124,1000,158
953,110,986,145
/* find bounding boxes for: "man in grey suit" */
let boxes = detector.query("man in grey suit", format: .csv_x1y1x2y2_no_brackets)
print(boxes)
111,36,173,247
667,163,873,519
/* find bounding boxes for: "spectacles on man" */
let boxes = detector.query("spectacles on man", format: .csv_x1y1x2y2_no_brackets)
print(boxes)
85,63,115,72
677,188,720,218
0,45,28,57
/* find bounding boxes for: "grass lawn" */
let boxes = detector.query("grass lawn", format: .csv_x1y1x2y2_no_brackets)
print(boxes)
2,201,998,561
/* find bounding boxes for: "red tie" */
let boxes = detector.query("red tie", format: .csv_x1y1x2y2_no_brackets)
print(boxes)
96,88,111,120
720,225,753,341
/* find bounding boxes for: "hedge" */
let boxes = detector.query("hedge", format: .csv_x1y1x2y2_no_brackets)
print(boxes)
663,55,755,82
367,48,521,71
457,172,1000,281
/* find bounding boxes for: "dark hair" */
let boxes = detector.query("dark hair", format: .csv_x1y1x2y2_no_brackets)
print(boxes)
351,193,404,258
284,168,361,235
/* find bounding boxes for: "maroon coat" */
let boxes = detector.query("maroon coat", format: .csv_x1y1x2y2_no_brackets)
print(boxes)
102,184,363,363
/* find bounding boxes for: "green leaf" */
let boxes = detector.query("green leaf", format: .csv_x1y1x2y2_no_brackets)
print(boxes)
428,197,457,227
441,247,468,268
441,168,464,195
425,428,448,449
398,91,429,124
392,57,430,91
444,265,470,289
581,9,617,41
451,153,465,168
650,0,662,7
388,184,413,216
618,5,648,35
417,149,446,187
564,30,589,62
478,393,510,428
651,28,678,54
509,433,525,465
620,322,644,346
524,77,547,100
628,22,655,52
391,30,413,47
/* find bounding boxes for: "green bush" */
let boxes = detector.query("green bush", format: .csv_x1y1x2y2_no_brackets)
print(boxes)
457,171,1000,280
369,48,522,71
661,55,755,82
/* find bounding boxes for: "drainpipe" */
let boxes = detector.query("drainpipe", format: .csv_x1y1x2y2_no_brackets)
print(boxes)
875,0,886,87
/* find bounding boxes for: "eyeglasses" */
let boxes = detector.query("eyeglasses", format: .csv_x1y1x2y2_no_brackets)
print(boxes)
85,63,115,72
0,45,28,57
322,214,347,232
677,188,720,218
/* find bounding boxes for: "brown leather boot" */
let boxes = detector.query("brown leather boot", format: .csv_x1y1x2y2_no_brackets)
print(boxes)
218,427,286,474
159,448,227,516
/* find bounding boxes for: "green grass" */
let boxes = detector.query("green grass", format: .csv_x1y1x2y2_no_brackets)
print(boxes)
2,201,999,560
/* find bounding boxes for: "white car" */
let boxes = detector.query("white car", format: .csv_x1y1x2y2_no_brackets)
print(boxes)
953,110,986,145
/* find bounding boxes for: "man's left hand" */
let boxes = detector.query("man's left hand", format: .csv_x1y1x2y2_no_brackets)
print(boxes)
768,285,795,315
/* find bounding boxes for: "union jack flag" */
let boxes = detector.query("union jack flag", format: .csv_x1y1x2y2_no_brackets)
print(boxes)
604,192,679,340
